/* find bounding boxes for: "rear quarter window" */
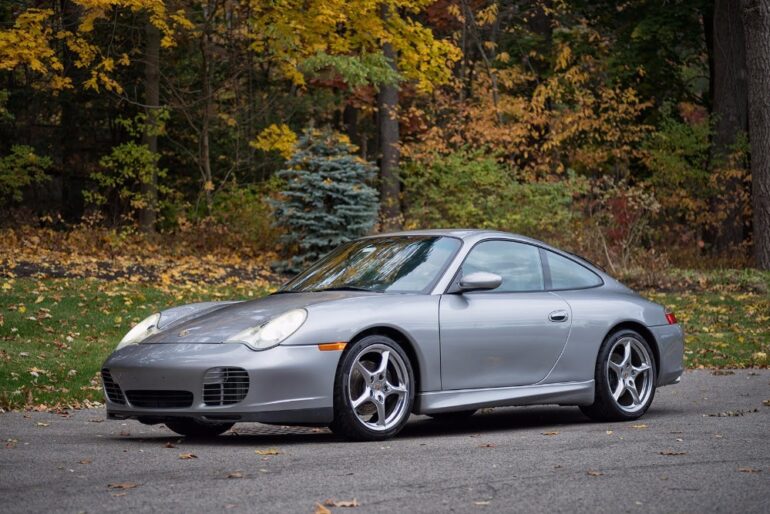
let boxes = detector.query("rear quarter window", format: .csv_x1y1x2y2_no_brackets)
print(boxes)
545,251,603,290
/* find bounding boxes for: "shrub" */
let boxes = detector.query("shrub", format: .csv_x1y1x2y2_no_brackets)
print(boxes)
0,145,51,204
208,180,281,252
84,112,171,225
271,129,379,273
402,151,582,240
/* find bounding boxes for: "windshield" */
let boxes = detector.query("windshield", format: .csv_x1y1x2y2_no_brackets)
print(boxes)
281,236,461,293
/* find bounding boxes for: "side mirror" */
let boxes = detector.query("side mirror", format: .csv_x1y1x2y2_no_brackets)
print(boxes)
457,271,502,293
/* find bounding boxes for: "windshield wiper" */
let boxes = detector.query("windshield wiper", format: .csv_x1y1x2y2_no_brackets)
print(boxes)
310,285,380,293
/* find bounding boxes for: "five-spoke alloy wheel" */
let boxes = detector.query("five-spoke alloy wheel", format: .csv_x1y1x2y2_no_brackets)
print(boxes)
331,335,414,440
580,329,657,422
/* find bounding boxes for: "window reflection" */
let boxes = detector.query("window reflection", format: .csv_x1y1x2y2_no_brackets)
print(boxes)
283,236,461,293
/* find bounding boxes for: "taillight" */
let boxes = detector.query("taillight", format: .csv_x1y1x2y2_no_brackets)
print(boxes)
665,311,677,325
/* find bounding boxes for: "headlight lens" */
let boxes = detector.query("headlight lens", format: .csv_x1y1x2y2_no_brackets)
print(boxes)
116,313,160,350
225,309,307,351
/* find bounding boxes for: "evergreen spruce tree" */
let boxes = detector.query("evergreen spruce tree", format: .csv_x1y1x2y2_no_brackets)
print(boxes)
272,129,380,273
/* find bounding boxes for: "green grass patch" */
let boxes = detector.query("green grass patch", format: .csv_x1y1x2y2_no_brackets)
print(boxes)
646,291,769,368
0,277,270,410
1,277,768,410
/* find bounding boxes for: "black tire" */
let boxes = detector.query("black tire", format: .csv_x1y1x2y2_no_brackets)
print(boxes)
580,329,657,422
329,334,415,441
165,418,234,437
427,410,477,421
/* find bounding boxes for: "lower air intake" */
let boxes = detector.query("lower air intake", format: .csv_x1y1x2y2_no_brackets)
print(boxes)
101,369,126,404
125,390,194,408
203,367,250,406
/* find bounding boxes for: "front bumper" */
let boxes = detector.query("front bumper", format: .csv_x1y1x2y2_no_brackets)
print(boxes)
102,343,341,425
649,323,685,386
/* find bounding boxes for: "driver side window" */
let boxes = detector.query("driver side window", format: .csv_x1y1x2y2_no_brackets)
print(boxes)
461,240,544,292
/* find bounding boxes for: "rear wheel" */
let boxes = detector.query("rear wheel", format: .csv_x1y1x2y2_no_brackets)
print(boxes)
165,418,234,437
330,335,414,441
580,329,656,422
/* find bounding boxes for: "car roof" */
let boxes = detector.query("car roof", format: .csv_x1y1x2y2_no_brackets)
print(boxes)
362,229,610,278
364,228,541,244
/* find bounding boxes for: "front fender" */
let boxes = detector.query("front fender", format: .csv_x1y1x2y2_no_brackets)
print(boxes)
284,294,442,392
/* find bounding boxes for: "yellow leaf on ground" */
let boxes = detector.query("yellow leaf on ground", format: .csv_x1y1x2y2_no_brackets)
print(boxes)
108,482,139,489
255,448,281,455
314,503,332,514
323,498,360,508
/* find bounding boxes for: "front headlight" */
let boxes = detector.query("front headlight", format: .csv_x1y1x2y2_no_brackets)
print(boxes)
225,309,307,351
116,313,160,350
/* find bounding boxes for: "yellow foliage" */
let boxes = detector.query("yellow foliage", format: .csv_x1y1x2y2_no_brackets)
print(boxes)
0,9,70,90
0,0,190,93
248,0,460,93
406,24,651,180
250,124,299,159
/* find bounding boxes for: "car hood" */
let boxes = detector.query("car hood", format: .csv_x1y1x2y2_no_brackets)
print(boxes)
140,291,375,344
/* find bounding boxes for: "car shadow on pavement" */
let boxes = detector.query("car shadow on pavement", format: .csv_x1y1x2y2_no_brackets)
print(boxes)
103,404,682,446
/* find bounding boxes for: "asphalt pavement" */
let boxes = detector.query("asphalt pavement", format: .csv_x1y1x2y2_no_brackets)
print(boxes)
1,369,769,513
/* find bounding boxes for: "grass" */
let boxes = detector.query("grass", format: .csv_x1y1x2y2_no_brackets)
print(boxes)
644,290,769,368
0,275,768,411
0,277,271,410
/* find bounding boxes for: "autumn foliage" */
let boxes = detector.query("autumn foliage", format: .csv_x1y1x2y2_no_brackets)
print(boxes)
0,0,767,274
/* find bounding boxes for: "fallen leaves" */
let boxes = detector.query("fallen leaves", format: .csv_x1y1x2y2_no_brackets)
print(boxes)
163,442,176,448
707,408,759,417
79,459,92,465
36,422,49,427
659,450,687,456
322,498,360,508
541,431,559,436
226,471,243,479
762,400,770,407
255,448,282,456
586,470,604,477
108,482,139,490
179,453,198,460
314,504,332,514
737,467,761,473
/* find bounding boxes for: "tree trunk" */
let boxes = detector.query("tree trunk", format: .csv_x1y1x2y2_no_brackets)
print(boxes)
199,30,214,212
742,0,770,269
139,20,160,233
343,104,360,154
378,39,401,231
711,0,749,250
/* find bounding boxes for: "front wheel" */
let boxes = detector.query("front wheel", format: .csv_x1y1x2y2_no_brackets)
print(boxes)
580,329,657,422
330,335,415,441
165,418,234,437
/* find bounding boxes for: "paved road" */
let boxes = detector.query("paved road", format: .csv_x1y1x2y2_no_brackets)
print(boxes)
1,370,769,513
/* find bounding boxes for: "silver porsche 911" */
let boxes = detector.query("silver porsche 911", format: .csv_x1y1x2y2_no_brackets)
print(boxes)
101,229,684,440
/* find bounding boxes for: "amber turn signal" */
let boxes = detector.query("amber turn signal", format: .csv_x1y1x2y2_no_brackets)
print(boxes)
318,342,347,351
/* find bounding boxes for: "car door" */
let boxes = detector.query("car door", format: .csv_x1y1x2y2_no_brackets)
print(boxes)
439,240,571,390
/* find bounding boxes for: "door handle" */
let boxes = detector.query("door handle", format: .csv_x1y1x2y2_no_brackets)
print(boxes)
548,310,569,322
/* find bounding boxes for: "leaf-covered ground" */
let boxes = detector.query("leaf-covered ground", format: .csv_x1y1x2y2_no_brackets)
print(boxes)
0,228,768,410
0,277,272,410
